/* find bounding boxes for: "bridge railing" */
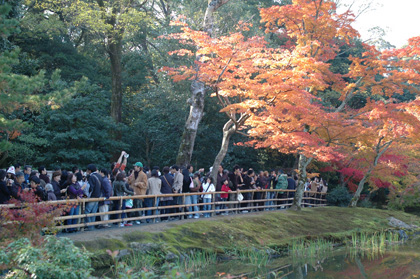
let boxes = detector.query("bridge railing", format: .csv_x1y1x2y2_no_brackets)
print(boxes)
0,189,327,231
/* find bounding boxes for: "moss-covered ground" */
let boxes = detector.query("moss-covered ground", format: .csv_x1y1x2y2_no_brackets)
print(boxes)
73,207,420,269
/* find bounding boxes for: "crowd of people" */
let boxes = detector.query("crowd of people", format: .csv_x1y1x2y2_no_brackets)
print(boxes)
0,151,328,231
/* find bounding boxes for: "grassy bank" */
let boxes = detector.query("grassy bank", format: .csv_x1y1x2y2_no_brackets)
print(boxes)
73,207,420,270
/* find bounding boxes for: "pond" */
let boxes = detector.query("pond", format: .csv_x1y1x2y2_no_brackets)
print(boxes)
195,238,420,279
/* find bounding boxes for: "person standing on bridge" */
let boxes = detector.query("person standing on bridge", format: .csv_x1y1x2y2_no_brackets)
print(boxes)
127,162,148,225
170,165,183,220
145,170,161,222
84,164,102,230
159,166,174,221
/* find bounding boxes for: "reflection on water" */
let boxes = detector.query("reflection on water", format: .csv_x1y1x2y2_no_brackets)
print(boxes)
196,240,420,279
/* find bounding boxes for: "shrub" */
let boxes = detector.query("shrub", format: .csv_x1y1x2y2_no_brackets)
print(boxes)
0,192,83,278
388,182,420,211
0,236,92,278
326,186,352,207
358,199,373,208
0,191,70,244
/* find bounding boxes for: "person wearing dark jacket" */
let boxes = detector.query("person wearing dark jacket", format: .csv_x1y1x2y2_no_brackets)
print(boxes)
113,172,133,227
265,170,277,210
11,172,26,200
29,176,46,201
67,174,85,200
99,169,112,227
63,173,84,232
287,173,296,199
241,169,255,211
84,164,102,229
0,169,12,204
182,166,194,218
228,166,243,210
60,170,69,190
38,166,50,184
216,165,229,192
159,166,174,220
51,171,65,200
23,165,32,185
181,167,192,194
254,171,267,211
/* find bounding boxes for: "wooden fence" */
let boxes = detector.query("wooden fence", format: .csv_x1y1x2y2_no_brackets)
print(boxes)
1,189,327,231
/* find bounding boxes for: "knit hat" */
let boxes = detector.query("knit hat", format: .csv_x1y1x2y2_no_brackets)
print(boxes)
7,166,15,175
134,162,143,168
45,183,53,192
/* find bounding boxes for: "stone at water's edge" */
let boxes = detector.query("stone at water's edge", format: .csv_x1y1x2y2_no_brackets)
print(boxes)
116,249,130,260
129,242,161,253
388,217,416,229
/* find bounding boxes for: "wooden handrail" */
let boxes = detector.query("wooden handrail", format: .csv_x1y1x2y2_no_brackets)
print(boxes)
0,189,327,231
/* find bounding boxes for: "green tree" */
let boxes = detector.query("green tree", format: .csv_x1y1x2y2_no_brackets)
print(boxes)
31,0,149,124
0,4,46,165
28,79,126,169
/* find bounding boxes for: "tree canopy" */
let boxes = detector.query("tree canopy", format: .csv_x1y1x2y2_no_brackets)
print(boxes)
1,0,420,207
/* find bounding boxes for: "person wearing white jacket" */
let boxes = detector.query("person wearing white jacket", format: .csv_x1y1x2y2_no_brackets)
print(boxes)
201,177,215,218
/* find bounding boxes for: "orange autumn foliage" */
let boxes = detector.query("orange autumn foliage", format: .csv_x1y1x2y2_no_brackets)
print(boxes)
162,0,420,191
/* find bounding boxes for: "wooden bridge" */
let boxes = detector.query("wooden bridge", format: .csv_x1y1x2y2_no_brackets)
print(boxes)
1,189,327,232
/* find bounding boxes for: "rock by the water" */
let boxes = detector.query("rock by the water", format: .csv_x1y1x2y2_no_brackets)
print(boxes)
165,252,178,262
129,242,161,253
388,217,414,229
398,229,408,240
116,249,130,260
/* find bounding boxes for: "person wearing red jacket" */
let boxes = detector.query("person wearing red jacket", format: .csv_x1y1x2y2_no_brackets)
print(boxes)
220,179,231,215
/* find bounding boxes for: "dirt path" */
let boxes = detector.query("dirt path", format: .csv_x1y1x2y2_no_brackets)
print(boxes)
62,211,275,243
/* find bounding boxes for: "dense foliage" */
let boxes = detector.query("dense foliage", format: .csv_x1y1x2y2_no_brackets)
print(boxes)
0,0,289,171
0,236,92,279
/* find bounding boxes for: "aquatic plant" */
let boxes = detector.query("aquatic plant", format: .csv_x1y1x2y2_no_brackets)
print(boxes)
289,238,334,260
348,230,401,260
176,250,218,273
350,230,400,250
105,250,193,279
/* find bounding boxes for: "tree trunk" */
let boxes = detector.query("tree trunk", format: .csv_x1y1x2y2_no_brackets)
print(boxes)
349,166,372,207
349,139,392,207
176,80,205,167
210,119,236,183
175,0,231,167
290,153,312,210
109,36,123,124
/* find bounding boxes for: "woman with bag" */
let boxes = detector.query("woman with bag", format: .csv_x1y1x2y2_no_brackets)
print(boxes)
201,177,215,218
113,172,134,227
160,166,174,221
66,173,86,232
190,173,202,219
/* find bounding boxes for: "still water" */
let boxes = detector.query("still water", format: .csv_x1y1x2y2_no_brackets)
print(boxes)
196,240,420,278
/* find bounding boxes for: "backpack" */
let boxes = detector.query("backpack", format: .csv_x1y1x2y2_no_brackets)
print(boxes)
275,175,288,193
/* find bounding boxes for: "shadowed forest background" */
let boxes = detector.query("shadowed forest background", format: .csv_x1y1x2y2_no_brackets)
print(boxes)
0,0,302,172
